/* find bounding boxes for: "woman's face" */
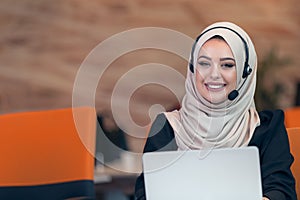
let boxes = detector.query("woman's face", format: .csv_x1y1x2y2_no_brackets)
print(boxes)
196,38,237,104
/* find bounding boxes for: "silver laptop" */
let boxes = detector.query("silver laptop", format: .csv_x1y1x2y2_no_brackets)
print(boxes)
142,146,262,200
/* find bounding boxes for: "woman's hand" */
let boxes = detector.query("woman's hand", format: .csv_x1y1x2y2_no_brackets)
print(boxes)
262,197,270,200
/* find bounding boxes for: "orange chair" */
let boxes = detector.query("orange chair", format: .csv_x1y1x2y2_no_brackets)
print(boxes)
0,107,96,199
285,107,300,128
287,128,300,197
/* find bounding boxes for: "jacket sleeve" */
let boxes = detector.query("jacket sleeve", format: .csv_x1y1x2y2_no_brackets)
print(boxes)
254,110,297,200
134,114,177,200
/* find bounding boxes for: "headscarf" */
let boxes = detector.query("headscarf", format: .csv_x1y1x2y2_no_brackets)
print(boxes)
164,22,260,150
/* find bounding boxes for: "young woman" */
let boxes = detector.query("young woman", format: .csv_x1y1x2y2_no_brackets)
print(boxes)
135,22,297,200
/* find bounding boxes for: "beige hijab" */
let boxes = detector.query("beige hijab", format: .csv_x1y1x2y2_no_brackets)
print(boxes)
164,22,260,150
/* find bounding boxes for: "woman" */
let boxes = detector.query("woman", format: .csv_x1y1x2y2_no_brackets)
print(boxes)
135,22,296,200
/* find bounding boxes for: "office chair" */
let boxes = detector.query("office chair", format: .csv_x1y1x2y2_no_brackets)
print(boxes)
285,107,300,128
287,128,300,197
0,107,96,200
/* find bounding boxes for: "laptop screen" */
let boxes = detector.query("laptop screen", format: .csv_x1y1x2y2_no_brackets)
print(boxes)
143,146,262,200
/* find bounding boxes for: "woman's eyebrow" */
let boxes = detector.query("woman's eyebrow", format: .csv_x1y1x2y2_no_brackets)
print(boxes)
220,57,235,62
198,55,211,60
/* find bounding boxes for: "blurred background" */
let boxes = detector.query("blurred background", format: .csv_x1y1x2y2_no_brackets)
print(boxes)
1,0,300,153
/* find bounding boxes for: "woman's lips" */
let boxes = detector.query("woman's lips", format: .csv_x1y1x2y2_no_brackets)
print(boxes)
205,83,226,92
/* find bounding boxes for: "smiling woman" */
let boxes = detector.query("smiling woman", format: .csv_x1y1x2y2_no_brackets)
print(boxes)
135,22,297,200
195,35,237,104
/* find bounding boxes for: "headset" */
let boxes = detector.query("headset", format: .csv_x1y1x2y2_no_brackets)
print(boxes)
188,26,252,100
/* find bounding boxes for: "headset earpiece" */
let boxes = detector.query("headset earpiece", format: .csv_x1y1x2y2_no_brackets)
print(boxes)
189,62,194,73
242,64,252,79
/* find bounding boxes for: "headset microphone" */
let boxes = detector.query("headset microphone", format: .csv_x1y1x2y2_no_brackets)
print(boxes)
228,63,252,101
227,74,249,101
228,90,239,101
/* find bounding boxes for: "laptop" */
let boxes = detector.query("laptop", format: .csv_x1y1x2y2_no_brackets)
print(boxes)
142,146,262,200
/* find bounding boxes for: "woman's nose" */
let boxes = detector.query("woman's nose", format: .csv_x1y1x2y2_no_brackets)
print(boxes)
210,64,221,79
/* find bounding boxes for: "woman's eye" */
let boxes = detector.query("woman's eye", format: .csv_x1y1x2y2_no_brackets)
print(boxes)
198,61,210,67
222,63,235,68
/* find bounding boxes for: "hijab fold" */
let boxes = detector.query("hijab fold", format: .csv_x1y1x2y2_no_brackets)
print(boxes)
164,22,260,150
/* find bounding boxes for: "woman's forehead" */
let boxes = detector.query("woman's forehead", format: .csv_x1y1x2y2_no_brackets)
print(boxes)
198,39,235,59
